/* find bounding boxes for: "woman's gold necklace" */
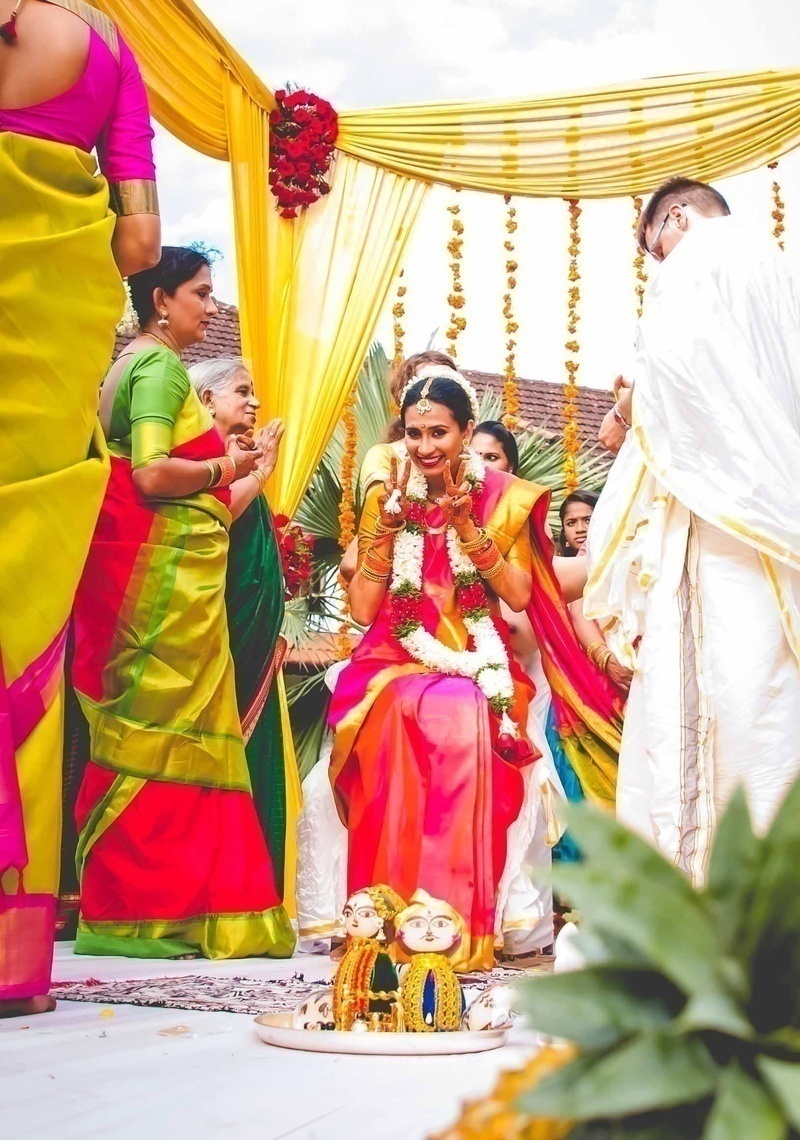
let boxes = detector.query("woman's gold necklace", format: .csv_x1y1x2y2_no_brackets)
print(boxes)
142,331,179,356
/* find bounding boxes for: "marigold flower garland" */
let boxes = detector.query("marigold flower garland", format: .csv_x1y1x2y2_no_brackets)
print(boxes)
268,87,338,220
632,195,648,319
445,193,466,358
563,199,582,494
392,270,407,367
768,161,786,251
502,195,520,430
387,454,517,720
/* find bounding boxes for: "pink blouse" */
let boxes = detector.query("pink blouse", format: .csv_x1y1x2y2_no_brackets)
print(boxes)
1,14,157,214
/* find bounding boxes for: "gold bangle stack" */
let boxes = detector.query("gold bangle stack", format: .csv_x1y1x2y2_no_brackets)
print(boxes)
457,527,490,554
250,468,266,489
204,460,219,488
467,532,504,580
361,545,392,583
587,640,613,673
376,518,406,536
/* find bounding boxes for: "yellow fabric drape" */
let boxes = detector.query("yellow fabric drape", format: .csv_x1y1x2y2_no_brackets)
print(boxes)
96,1,800,198
337,70,800,197
93,0,272,158
224,78,426,513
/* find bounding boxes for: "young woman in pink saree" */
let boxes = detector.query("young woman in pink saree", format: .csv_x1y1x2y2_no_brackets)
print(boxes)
329,374,548,971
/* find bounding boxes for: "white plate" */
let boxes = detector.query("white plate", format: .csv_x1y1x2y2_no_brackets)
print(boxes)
253,1012,509,1055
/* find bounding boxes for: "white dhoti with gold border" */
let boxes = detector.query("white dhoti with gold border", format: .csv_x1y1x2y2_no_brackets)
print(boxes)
586,216,800,883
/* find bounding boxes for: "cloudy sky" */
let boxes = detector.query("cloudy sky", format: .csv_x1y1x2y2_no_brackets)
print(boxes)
156,0,800,389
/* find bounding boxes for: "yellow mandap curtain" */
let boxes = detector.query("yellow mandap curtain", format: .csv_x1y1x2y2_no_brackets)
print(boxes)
337,70,800,197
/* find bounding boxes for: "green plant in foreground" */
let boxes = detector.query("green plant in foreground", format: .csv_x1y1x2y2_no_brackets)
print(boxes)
515,779,800,1138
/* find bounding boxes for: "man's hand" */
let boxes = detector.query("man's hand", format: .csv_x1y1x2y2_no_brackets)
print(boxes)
599,376,634,454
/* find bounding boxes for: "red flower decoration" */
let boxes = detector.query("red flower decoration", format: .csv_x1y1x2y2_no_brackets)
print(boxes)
269,87,338,220
274,517,316,600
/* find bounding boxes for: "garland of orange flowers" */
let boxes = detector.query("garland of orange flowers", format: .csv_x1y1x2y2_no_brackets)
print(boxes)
336,387,358,659
502,195,520,430
392,269,407,366
563,199,582,493
768,161,786,251
632,195,648,319
445,192,466,358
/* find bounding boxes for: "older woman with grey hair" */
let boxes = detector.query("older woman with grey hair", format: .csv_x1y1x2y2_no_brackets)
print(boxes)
189,357,293,933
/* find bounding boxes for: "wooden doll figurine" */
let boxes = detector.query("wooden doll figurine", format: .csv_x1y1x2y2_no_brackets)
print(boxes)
332,884,406,1031
396,890,466,1032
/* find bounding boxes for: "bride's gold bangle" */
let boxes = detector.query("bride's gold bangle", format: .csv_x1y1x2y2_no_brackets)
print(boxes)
457,527,490,554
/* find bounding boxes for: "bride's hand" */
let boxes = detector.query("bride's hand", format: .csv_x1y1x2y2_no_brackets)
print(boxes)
438,461,474,536
377,458,411,527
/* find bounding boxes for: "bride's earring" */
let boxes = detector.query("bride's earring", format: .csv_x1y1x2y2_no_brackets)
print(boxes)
158,311,169,329
459,438,471,459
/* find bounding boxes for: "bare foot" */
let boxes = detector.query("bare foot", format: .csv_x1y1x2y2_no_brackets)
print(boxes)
0,995,57,1019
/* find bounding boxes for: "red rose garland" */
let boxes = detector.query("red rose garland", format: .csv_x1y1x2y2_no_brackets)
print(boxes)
273,514,315,599
269,88,338,219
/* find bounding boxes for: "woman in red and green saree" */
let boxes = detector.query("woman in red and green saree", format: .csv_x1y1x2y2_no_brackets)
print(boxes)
0,0,160,1016
190,357,294,911
71,247,295,960
328,373,622,972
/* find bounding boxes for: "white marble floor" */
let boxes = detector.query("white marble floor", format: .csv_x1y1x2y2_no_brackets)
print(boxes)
0,945,539,1140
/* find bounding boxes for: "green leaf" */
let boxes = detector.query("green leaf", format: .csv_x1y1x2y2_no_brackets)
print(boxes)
553,804,723,998
758,1057,800,1130
675,987,753,1040
706,787,761,957
741,775,800,1033
516,967,682,1049
517,1030,718,1121
702,1063,787,1140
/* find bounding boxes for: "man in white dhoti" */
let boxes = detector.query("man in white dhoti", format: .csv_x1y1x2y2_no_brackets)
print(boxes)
586,177,800,886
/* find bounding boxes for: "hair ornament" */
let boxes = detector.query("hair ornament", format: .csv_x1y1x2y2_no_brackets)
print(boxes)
400,364,480,421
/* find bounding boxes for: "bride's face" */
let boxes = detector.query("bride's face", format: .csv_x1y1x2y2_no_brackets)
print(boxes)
403,402,469,481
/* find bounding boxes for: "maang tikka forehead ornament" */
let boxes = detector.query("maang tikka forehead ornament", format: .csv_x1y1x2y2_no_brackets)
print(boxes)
401,364,481,421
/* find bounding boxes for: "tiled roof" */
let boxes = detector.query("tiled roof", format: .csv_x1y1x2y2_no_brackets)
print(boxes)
117,302,612,448
463,369,613,448
114,300,243,365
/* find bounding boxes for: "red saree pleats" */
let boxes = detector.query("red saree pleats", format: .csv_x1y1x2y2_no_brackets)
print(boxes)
337,674,524,972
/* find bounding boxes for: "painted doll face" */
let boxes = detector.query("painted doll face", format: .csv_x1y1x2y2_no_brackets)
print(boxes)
397,902,461,954
341,891,384,940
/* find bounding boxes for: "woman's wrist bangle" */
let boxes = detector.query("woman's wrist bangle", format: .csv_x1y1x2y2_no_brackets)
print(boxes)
612,404,631,430
376,518,406,535
250,468,267,489
215,454,237,488
204,460,219,488
361,560,391,583
458,529,490,554
478,555,505,581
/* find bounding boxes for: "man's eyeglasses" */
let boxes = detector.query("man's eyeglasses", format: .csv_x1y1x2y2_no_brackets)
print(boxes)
645,203,688,261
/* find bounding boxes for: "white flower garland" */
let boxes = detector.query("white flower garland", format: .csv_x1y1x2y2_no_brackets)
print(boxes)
389,452,517,721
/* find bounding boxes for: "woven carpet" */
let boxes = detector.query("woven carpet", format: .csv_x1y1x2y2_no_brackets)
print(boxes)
51,966,541,1017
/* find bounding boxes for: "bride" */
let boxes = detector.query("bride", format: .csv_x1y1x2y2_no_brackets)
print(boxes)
328,370,556,971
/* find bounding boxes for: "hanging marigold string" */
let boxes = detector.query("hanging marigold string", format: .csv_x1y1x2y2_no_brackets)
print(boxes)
445,191,466,359
338,389,358,552
336,385,358,659
392,269,407,367
502,195,520,430
563,199,582,494
632,195,648,319
768,161,786,251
